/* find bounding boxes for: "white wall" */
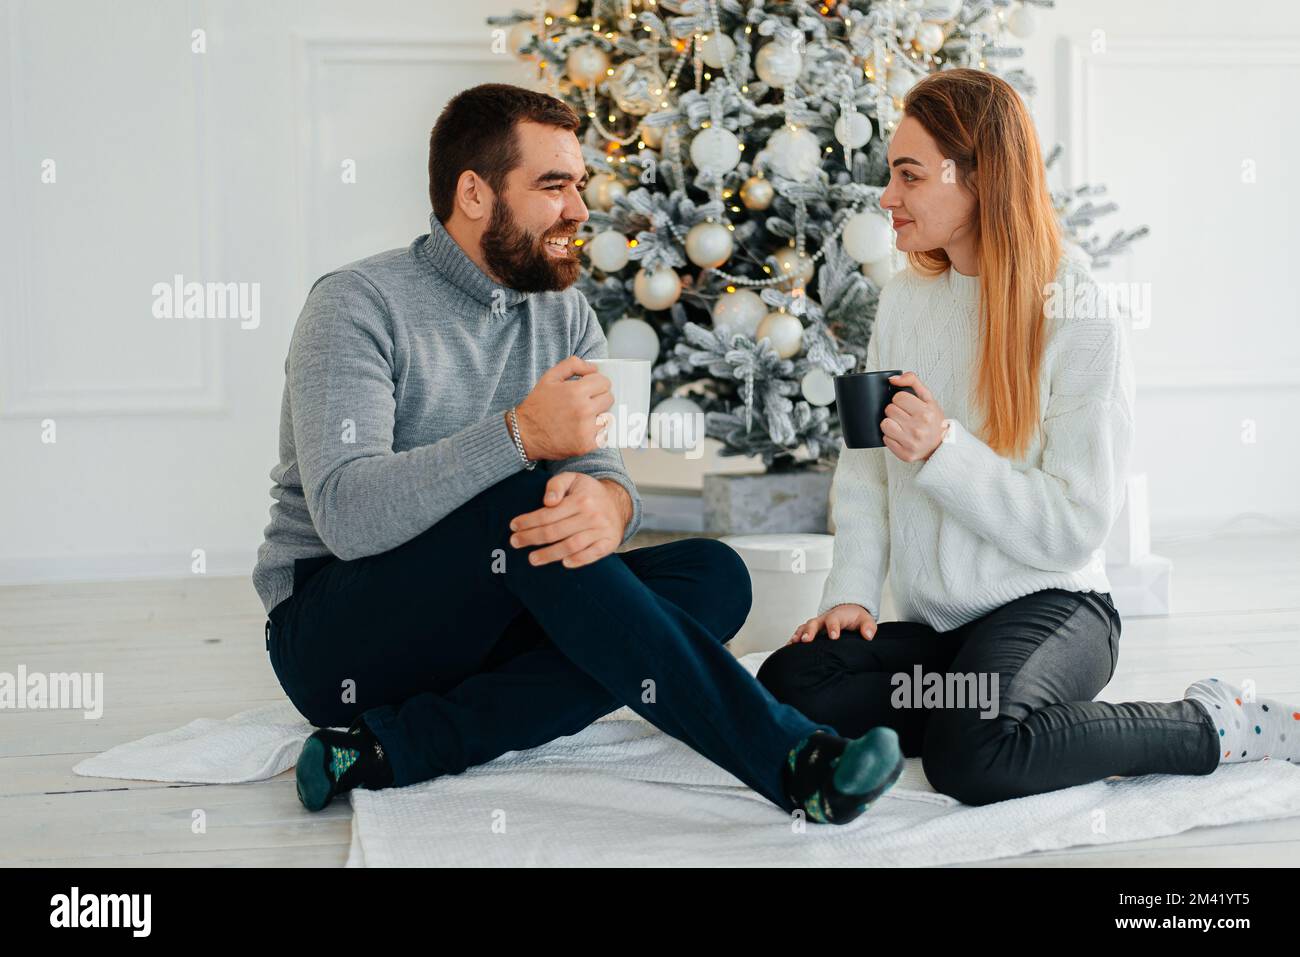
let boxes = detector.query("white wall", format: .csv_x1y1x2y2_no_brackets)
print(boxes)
0,0,529,582
1014,0,1300,538
2,0,1297,586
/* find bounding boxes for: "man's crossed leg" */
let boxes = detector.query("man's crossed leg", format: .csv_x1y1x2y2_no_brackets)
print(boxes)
270,468,840,813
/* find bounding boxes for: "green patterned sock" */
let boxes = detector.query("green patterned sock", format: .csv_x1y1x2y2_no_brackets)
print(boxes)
781,728,904,825
295,716,393,812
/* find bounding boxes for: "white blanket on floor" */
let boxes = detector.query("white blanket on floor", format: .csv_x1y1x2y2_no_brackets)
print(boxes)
73,698,314,784
73,655,1300,866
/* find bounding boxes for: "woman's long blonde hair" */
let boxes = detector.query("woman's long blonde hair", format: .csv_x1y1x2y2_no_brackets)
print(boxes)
901,69,1061,459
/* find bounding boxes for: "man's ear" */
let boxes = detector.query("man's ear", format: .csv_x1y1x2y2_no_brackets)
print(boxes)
455,169,492,223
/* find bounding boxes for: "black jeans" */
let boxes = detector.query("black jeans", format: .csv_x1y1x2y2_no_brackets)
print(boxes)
265,467,835,812
756,588,1220,805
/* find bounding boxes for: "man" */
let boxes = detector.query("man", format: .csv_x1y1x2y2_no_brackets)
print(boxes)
253,83,901,825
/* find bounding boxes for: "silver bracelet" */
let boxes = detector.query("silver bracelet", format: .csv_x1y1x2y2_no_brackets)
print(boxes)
507,406,537,470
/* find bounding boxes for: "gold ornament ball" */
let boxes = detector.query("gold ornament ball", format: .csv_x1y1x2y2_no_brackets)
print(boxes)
684,222,734,269
633,267,682,311
507,22,537,57
755,311,804,359
583,173,626,211
566,46,610,88
545,0,579,15
771,246,815,286
740,175,774,210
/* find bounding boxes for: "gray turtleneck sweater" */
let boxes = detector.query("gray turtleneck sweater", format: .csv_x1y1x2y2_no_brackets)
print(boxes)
251,213,643,615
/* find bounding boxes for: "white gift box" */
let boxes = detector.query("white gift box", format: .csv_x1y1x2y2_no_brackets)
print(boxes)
1105,554,1173,618
718,515,1171,660
718,533,835,657
1105,474,1152,566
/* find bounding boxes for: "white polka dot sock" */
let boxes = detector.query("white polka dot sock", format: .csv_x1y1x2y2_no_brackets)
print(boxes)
1184,678,1300,765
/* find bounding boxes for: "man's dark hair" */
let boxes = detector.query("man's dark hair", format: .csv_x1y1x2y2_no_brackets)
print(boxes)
428,83,581,223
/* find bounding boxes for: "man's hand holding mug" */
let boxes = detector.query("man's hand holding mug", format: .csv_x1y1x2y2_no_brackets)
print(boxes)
509,356,613,461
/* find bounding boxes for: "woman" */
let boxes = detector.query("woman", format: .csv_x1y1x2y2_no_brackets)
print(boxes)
757,68,1299,806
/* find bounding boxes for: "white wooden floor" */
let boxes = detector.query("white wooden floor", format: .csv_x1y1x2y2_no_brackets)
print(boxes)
3,529,1298,867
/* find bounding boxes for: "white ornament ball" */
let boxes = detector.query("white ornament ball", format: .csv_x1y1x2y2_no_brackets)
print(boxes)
507,22,537,56
801,368,836,407
1006,3,1037,38
583,173,625,211
739,175,775,210
586,230,630,273
887,68,918,99
861,256,897,288
834,111,873,150
545,0,578,16
650,396,704,453
700,32,736,70
915,22,945,55
754,42,803,88
632,267,682,311
689,126,741,175
771,246,815,286
971,9,1001,35
712,289,767,339
841,212,894,264
889,69,920,100
755,311,804,359
685,222,734,269
566,46,609,88
607,317,660,361
765,126,822,182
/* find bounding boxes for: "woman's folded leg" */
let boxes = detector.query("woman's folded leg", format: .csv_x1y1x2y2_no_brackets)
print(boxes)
920,589,1220,806
756,619,957,755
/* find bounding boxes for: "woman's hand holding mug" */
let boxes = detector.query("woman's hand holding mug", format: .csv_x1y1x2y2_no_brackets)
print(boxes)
880,371,949,463
789,603,878,644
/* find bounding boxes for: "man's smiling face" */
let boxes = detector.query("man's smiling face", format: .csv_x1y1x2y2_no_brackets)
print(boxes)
480,120,591,292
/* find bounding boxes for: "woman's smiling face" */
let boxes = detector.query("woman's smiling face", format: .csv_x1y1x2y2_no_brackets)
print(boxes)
879,115,978,258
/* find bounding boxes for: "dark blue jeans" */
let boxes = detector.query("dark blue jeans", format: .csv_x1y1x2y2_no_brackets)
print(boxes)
266,467,834,812
757,587,1220,805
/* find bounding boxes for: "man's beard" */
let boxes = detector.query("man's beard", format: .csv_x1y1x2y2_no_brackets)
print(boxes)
480,201,581,293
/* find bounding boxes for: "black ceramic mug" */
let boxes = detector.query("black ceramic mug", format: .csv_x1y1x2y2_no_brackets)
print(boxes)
834,369,917,449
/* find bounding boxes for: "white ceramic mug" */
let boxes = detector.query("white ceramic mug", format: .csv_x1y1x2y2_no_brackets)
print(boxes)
589,358,651,449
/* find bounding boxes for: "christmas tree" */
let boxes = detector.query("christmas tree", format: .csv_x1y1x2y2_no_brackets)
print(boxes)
488,0,1145,470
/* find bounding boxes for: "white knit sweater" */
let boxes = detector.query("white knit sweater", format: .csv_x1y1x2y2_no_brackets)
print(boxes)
818,253,1136,632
